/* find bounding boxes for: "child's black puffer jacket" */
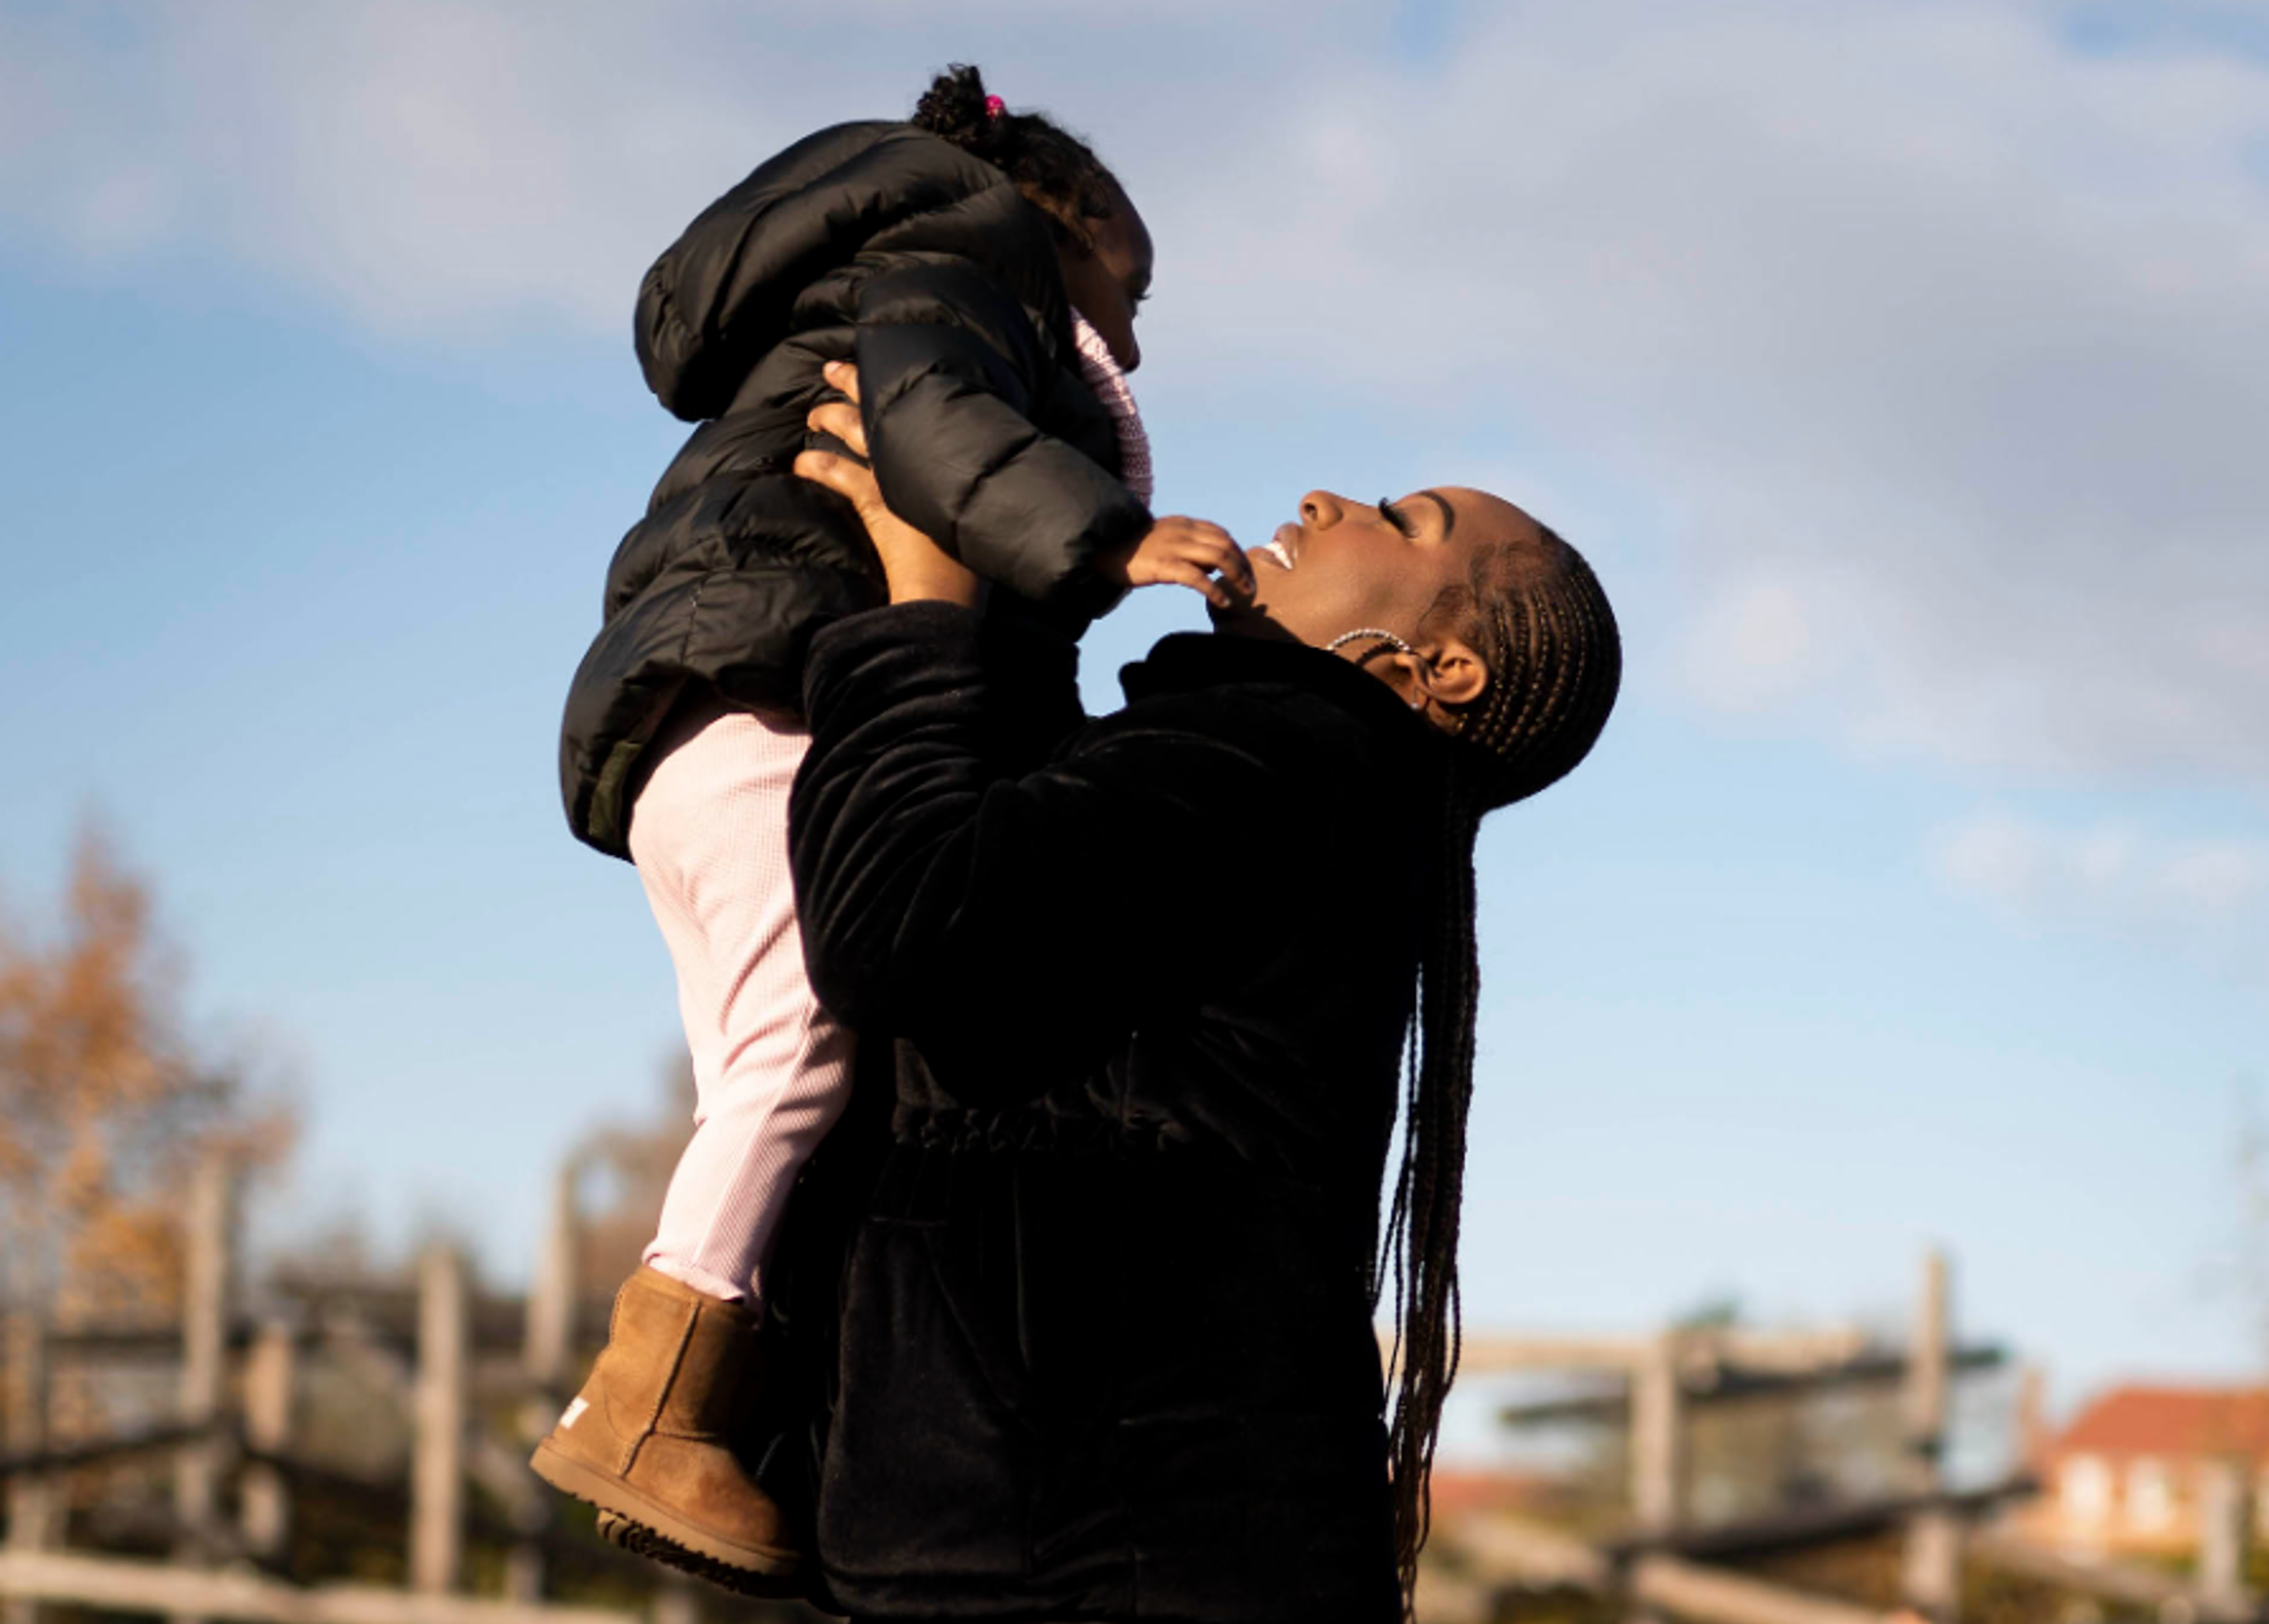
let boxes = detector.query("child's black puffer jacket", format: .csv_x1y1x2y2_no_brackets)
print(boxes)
559,121,1150,858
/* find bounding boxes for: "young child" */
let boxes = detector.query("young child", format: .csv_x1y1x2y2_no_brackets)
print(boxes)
537,64,1250,1593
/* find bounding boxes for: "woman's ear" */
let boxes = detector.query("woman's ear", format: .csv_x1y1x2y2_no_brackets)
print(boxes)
1415,637,1489,710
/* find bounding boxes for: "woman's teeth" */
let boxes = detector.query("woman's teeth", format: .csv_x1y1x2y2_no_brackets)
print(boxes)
1257,540,1295,571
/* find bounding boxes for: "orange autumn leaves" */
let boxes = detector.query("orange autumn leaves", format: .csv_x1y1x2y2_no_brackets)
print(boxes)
0,822,290,1325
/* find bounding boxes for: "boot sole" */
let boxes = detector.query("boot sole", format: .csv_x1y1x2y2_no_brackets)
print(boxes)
596,1509,807,1600
529,1438,803,1590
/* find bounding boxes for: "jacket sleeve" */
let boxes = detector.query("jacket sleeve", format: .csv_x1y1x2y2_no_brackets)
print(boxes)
789,604,1290,1092
852,259,1151,624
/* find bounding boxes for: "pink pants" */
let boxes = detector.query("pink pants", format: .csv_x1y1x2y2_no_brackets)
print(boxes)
628,702,855,1304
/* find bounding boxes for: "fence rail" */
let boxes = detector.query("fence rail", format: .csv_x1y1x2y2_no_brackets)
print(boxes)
0,1422,222,1481
0,1550,635,1624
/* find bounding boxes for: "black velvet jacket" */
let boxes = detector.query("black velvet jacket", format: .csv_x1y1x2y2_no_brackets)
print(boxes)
558,122,1150,858
785,603,1440,1623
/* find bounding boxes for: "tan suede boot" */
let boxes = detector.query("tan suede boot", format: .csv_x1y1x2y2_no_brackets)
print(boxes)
529,1265,801,1592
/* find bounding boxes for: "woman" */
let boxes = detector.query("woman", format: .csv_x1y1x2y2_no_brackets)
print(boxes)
783,363,1620,1623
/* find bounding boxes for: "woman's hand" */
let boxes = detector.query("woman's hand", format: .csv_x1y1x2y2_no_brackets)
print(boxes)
798,360,982,608
1096,516,1254,610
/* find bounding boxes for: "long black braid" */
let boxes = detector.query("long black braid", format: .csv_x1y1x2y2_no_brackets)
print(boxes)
911,64,1124,247
1377,529,1621,1611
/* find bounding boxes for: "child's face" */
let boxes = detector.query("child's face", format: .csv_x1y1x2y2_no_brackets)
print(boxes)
1059,183,1153,373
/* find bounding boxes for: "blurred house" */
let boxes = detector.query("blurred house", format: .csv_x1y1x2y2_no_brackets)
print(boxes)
1426,1468,1566,1524
2016,1385,2269,1556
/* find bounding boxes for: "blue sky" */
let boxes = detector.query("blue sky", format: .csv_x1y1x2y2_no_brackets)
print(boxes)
4,0,2267,1444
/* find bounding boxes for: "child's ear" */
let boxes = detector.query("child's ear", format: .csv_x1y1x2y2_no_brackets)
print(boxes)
1016,182,1095,254
1048,210,1098,256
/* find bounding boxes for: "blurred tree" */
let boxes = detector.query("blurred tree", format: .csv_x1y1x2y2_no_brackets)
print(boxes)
1674,1293,1745,1332
0,819,292,1327
571,1051,695,1301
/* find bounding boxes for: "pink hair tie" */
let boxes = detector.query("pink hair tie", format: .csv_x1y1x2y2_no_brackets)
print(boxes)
983,95,1006,120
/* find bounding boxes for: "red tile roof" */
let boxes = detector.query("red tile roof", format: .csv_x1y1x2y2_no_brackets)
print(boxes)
1426,1469,1558,1519
2055,1387,2269,1461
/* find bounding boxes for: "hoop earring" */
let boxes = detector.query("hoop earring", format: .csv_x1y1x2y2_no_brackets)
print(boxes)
1324,627,1414,656
1328,627,1432,713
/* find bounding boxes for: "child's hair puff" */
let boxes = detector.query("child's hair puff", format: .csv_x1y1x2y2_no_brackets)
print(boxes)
912,63,1123,248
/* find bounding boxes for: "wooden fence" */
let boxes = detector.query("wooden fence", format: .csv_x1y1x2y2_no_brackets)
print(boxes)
1420,1252,2263,1624
0,1154,722,1623
4,1164,2255,1624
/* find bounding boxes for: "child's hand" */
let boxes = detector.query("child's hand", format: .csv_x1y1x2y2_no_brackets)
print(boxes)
1097,518,1256,610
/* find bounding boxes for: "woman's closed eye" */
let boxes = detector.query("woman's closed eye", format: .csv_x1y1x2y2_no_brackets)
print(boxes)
1378,497,1413,536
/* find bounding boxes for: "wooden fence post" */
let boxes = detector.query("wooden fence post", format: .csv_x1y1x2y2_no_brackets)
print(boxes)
502,1524,546,1606
525,1161,578,1400
2013,1363,2048,1471
651,1571,703,1624
1899,1249,1961,1624
173,1153,235,1624
1626,1332,1689,1624
1631,1332,1688,1532
507,1159,580,1601
410,1245,468,1596
239,1320,296,1563
2198,1458,2253,1618
5,1310,58,1624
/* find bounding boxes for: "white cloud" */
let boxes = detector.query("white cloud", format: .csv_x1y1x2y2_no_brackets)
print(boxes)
1679,571,1837,712
5,0,2268,792
1145,3,2269,785
1935,811,2269,927
0,2,1338,331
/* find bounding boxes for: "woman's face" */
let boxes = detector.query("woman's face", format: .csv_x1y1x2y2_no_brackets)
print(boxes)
1214,486,1543,711
1057,181,1153,373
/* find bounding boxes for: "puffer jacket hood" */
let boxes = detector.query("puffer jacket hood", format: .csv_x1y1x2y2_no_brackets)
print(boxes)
558,121,1152,857
636,123,1059,422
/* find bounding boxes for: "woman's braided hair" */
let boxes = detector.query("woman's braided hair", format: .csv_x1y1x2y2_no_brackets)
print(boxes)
912,63,1123,249
1379,526,1621,1610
